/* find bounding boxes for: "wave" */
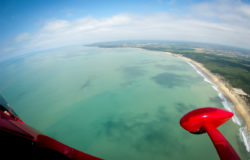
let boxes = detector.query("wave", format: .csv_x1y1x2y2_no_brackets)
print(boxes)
240,127,250,152
186,62,213,84
186,61,250,152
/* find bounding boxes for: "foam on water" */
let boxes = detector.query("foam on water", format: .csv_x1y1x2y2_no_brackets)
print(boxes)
240,127,250,152
212,85,219,92
186,62,213,84
186,61,250,152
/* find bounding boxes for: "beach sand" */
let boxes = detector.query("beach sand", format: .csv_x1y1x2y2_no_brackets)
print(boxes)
163,51,250,131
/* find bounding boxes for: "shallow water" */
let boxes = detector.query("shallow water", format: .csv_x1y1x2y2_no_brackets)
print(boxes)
0,46,249,159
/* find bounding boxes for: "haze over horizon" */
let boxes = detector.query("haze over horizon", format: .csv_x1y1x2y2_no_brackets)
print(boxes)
1,0,250,60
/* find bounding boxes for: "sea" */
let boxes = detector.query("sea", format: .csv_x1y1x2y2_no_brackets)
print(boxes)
0,46,249,159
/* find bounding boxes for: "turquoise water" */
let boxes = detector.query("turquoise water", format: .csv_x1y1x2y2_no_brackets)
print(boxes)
0,46,248,159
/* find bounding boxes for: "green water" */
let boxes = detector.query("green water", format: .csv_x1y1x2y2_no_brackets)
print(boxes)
0,46,248,159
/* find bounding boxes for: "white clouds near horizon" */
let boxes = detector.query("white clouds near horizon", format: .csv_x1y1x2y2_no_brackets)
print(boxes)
1,0,250,59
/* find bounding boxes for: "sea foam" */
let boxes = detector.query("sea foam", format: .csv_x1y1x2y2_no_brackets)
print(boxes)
186,61,250,152
240,127,250,152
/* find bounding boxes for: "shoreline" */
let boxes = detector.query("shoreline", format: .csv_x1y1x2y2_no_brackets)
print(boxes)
162,51,250,131
93,46,250,131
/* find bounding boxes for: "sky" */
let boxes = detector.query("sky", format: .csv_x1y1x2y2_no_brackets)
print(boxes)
1,0,250,60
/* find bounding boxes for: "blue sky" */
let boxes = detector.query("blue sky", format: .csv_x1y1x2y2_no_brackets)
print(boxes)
1,0,250,59
0,0,203,40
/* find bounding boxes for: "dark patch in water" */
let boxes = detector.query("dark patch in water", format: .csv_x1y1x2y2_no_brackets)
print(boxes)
100,106,185,156
121,66,146,78
81,80,91,89
120,80,136,87
155,64,187,71
17,90,29,98
175,103,194,114
157,105,170,121
209,96,222,104
152,72,189,88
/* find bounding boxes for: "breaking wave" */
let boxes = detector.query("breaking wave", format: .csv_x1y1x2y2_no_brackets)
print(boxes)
240,127,250,152
186,61,250,152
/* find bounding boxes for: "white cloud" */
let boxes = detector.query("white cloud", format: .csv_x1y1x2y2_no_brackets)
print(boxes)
14,33,31,42
1,0,250,59
192,0,250,27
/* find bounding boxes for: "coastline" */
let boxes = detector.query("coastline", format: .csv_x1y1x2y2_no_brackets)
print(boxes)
162,51,250,131
93,46,250,131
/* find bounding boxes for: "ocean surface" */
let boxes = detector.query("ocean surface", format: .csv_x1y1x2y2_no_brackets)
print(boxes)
0,46,249,159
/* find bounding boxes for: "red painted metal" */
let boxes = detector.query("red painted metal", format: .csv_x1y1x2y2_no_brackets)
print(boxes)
0,109,102,160
2,94,241,160
180,107,240,160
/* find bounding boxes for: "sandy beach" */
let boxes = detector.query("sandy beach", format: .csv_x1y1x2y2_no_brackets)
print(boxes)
162,51,250,131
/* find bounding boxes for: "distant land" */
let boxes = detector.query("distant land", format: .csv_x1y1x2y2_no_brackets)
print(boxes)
87,41,250,105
